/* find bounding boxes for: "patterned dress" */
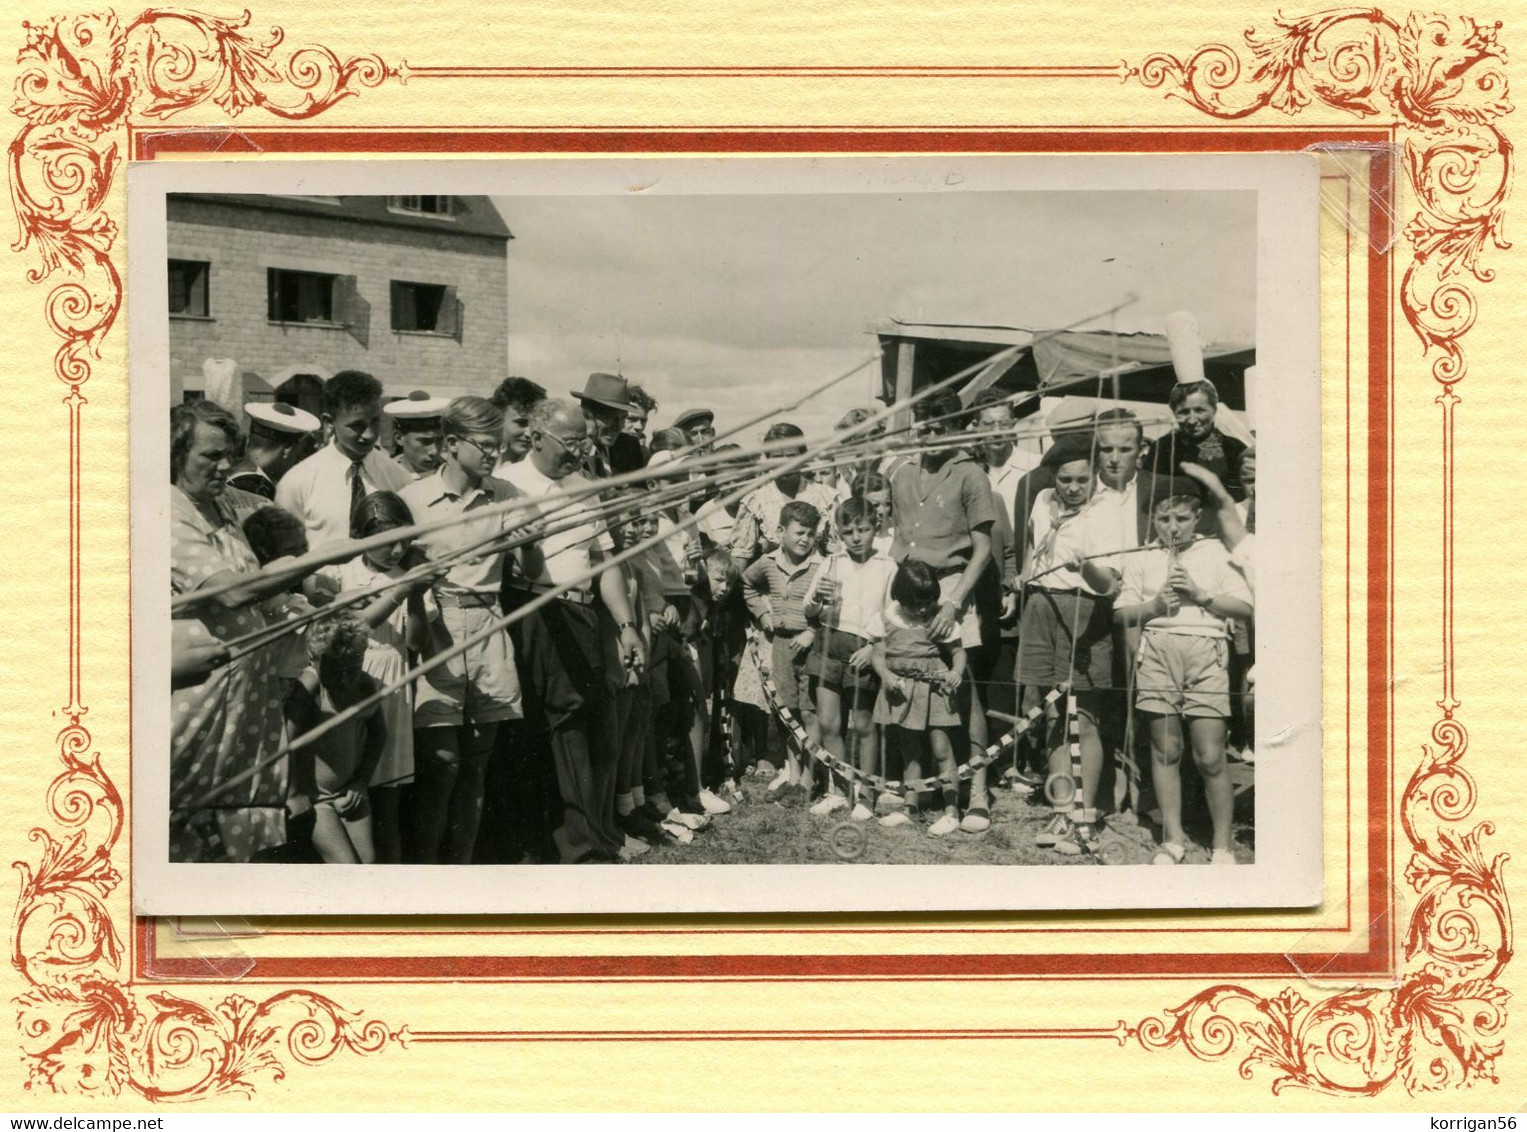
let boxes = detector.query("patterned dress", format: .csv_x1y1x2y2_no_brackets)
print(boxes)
323,556,418,789
872,603,961,730
169,486,288,862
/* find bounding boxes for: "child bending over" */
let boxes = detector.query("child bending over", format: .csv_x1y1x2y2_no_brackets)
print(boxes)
285,611,387,864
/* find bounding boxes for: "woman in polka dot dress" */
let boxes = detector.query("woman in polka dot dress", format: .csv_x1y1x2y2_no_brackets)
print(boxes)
169,401,323,863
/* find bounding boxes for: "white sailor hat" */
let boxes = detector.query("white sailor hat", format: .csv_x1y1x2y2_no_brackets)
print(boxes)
245,400,319,435
384,391,452,420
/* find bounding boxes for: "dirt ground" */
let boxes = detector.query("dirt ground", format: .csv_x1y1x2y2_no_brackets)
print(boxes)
637,752,1256,868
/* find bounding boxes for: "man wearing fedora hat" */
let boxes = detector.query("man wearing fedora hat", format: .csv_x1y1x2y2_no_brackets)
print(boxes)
572,372,631,479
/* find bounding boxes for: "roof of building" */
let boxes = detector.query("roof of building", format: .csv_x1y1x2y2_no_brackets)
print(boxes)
168,194,512,242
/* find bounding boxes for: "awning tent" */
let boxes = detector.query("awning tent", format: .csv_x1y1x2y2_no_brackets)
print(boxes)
874,319,1256,414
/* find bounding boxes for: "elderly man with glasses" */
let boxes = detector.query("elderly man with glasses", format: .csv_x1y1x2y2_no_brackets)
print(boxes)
501,397,649,863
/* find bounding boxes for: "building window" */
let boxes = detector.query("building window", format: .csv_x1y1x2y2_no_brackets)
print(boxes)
391,280,461,337
168,260,209,318
268,268,337,323
389,195,454,217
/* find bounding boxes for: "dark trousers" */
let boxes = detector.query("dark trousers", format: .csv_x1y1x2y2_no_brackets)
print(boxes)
519,601,621,863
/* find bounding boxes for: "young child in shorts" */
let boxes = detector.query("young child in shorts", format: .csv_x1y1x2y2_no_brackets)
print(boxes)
1114,482,1253,865
802,496,897,819
871,558,968,837
285,611,386,864
740,499,823,804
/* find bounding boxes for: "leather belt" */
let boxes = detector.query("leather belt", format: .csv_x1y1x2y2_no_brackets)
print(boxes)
510,583,597,607
435,590,499,608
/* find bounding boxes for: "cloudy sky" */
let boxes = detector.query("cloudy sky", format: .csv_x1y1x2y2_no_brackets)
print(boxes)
495,188,1256,439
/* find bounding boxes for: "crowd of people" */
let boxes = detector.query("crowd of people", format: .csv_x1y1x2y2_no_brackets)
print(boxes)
169,366,1256,867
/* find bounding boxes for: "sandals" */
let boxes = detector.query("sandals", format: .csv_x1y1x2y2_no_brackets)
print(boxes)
1152,841,1186,866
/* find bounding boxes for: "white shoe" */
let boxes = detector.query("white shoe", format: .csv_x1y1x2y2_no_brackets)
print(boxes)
753,759,778,779
808,794,849,817
698,788,732,815
666,808,710,831
660,820,694,844
959,810,992,833
767,769,791,792
850,803,874,822
878,811,913,828
927,813,960,837
619,835,650,861
1210,848,1238,866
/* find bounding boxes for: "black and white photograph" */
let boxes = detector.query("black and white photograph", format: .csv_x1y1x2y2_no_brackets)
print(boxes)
129,155,1321,914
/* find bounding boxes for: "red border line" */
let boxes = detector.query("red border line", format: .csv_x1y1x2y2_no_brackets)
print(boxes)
133,124,1392,984
135,127,1388,159
404,1026,1127,1043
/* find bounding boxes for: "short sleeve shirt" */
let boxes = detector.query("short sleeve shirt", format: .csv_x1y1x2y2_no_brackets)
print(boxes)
497,459,615,595
398,468,526,596
889,452,998,570
1118,537,1253,636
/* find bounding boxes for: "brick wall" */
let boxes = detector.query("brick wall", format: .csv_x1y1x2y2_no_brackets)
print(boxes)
167,199,509,404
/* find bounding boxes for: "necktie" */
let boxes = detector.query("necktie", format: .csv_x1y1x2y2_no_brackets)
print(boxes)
350,459,366,530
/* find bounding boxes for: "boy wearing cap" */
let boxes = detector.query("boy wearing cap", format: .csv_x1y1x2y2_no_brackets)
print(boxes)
1114,480,1253,865
385,392,451,479
231,401,320,499
277,371,411,551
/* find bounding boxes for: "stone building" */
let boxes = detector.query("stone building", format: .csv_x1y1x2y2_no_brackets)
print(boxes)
166,194,512,414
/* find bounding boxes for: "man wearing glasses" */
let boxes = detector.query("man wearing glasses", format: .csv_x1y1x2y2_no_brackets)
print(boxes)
398,396,527,865
502,397,650,863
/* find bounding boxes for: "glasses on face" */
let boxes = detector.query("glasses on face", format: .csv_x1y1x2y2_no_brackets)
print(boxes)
458,435,502,460
544,430,594,457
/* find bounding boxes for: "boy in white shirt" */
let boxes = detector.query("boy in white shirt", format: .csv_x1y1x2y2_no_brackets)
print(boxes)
1115,481,1253,866
801,497,898,819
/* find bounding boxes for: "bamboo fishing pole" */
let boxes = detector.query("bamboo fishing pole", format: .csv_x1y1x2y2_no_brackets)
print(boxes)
177,331,1029,814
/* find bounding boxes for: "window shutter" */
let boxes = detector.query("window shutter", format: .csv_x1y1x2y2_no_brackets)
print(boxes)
335,275,370,347
266,268,279,322
436,285,461,341
390,280,410,332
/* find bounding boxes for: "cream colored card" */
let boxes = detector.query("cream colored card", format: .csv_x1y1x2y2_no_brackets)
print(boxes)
2,0,1523,1111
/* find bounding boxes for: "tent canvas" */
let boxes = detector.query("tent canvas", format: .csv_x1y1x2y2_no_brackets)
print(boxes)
874,320,1256,413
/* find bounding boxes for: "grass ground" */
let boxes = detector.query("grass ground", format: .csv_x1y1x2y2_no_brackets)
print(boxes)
636,754,1255,868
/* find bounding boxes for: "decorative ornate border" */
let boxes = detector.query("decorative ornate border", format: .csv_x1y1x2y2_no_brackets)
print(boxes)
10,9,403,1099
1128,9,1512,1094
7,5,1512,1101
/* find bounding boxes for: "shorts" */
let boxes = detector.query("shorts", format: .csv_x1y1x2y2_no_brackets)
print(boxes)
1134,632,1231,719
1017,589,1112,692
667,636,705,708
938,572,983,648
414,603,523,728
804,629,881,698
769,632,812,712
